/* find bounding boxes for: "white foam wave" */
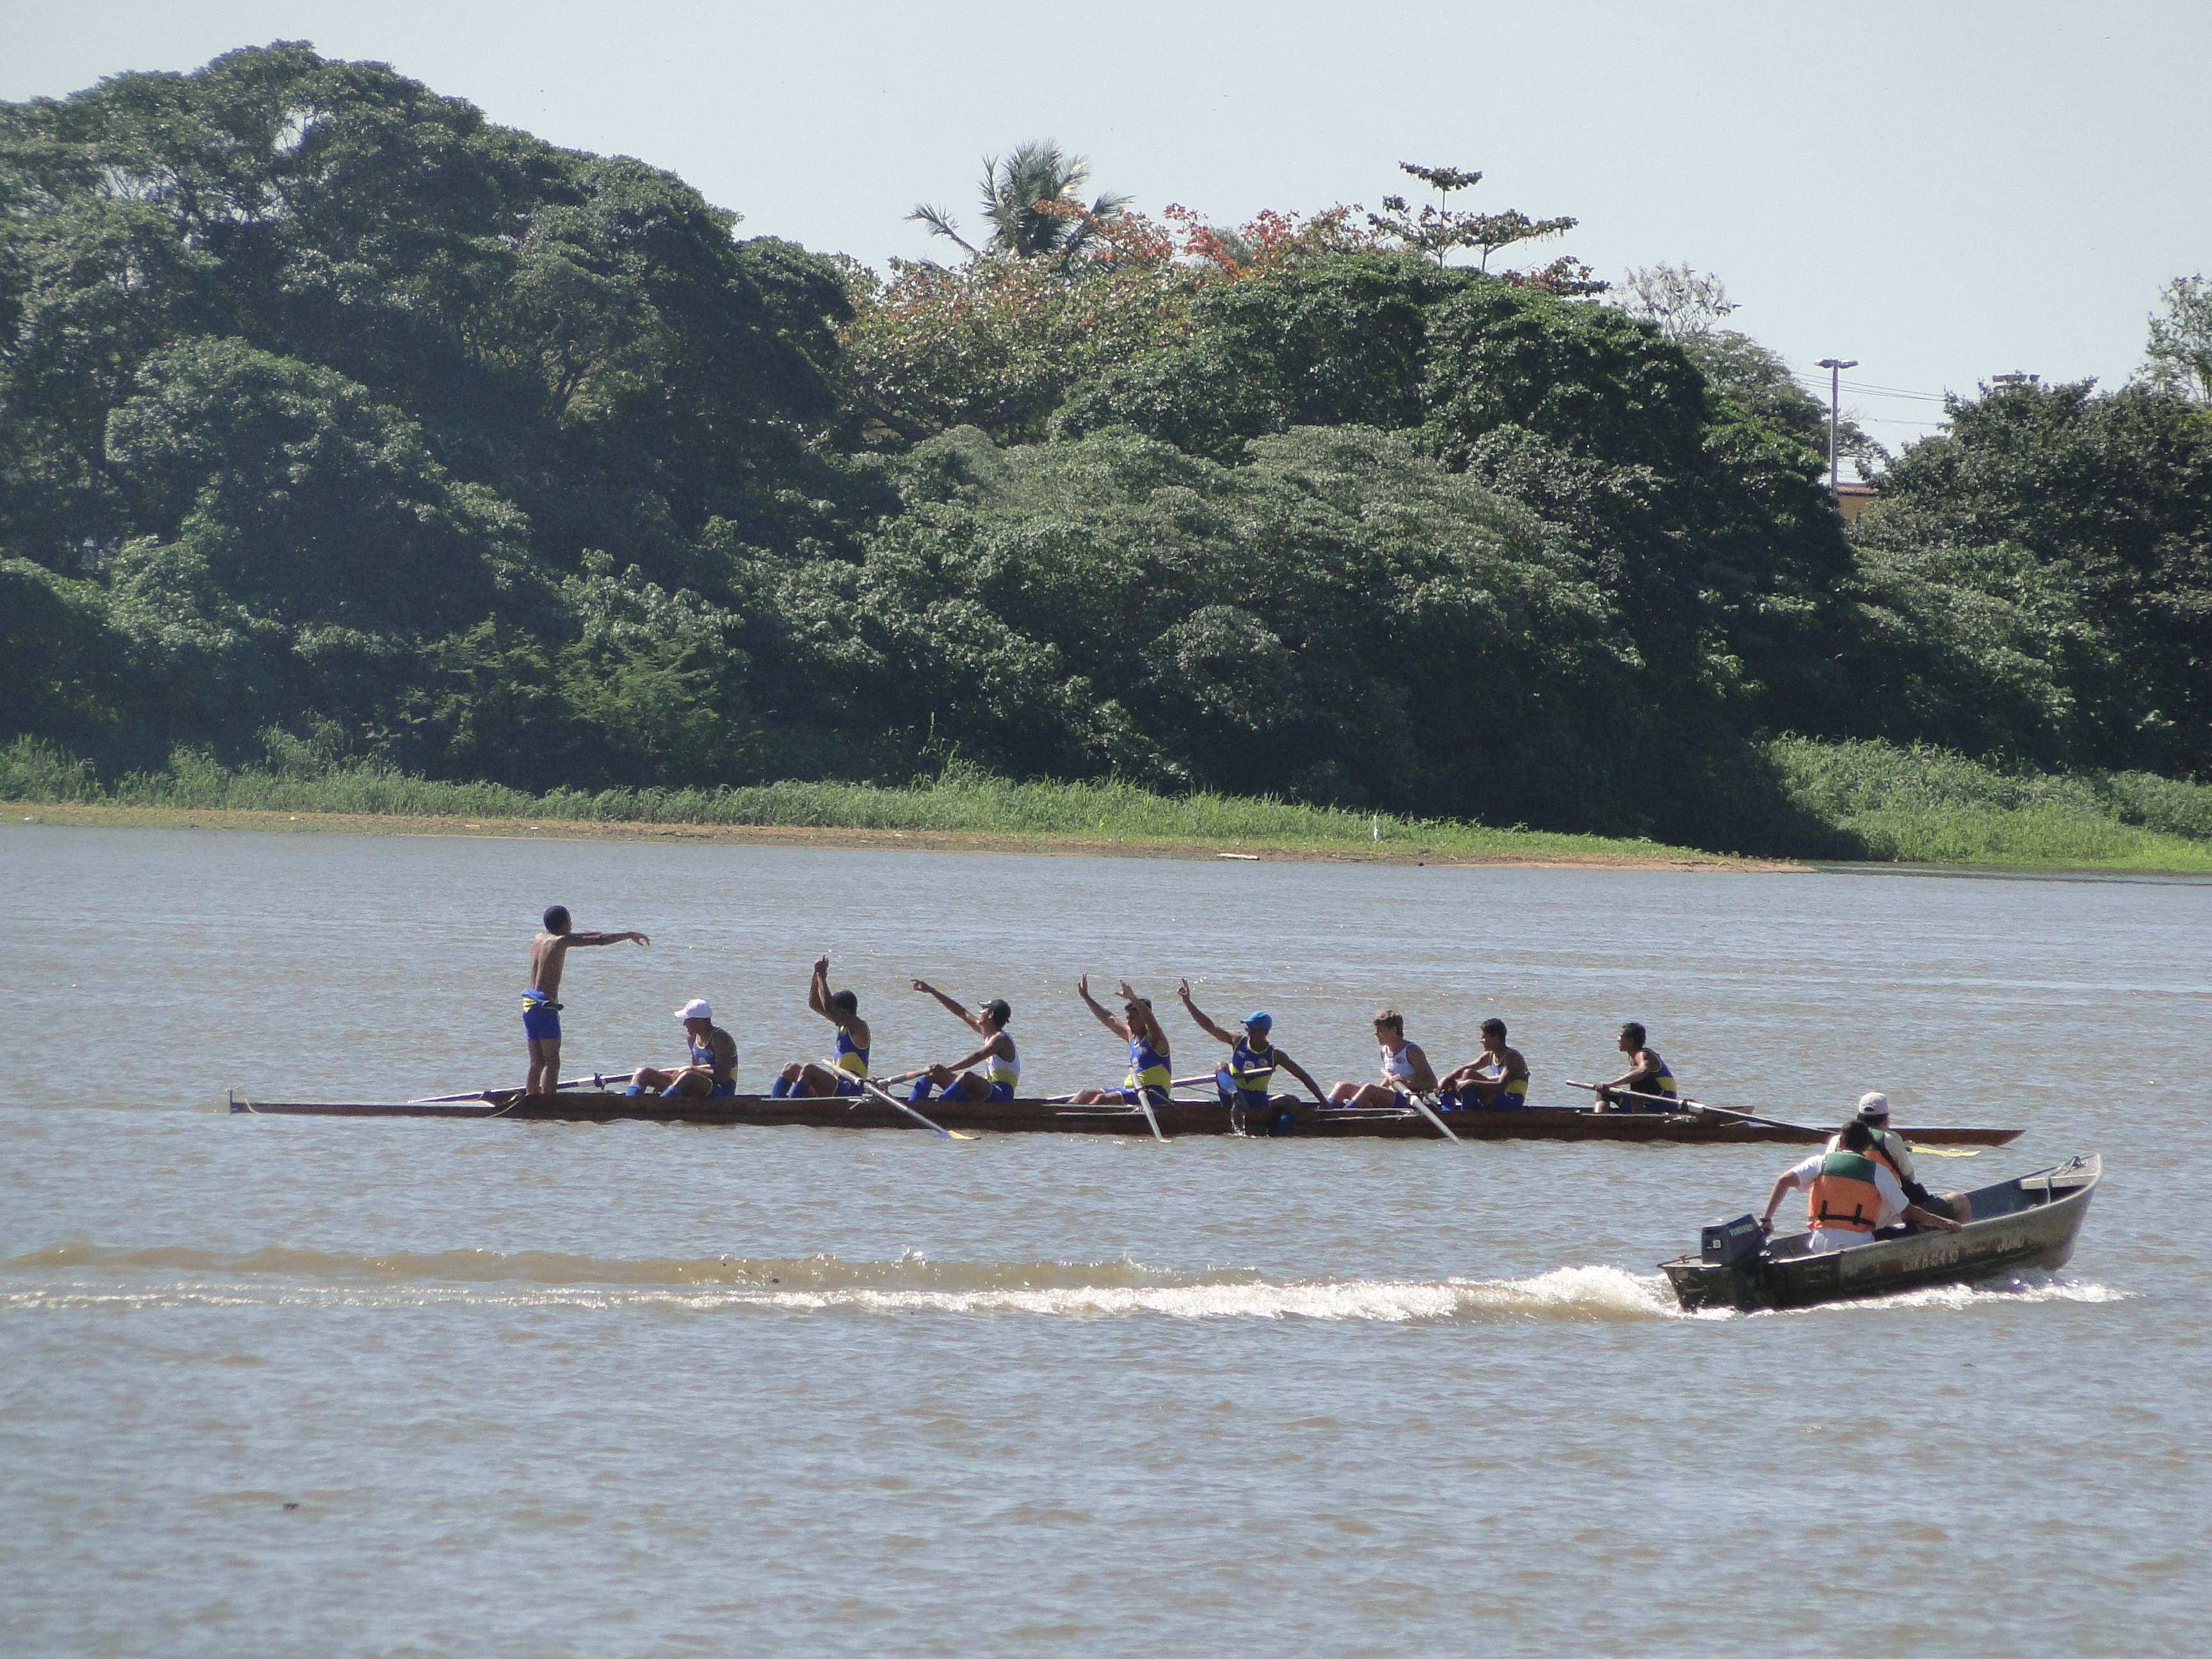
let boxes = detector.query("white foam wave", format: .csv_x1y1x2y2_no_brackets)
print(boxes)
0,1261,1683,1323
1766,1270,2131,1315
0,1247,2122,1324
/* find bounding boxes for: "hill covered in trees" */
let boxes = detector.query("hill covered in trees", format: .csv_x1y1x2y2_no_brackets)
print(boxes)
4,45,2207,856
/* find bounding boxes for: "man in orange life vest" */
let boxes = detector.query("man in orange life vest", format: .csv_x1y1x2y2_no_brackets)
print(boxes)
1756,1119,1965,1253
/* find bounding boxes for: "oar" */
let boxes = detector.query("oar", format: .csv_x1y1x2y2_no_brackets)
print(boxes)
406,1071,636,1104
1566,1080,1980,1153
1400,1084,1462,1144
1563,1079,1690,1111
856,1075,978,1140
1566,1080,1830,1136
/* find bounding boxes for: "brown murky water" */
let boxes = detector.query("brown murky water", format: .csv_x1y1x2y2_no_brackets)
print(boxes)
3,825,2206,1656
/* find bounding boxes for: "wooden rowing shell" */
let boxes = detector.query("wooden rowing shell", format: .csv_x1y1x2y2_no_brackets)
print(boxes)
226,1092,2022,1144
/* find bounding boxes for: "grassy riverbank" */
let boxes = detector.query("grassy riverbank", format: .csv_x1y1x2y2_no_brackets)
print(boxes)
5,737,2209,872
0,740,1735,866
1767,739,2212,872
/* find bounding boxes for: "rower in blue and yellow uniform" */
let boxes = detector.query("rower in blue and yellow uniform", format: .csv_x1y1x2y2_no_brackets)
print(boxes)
1173,979,1329,1131
1593,1022,1676,1112
1439,1018,1532,1109
906,979,1022,1103
627,997,739,1098
1070,975,1174,1109
773,954,872,1098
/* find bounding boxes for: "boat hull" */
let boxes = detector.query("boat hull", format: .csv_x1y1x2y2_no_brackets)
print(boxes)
228,1093,2020,1144
1661,1153,2098,1311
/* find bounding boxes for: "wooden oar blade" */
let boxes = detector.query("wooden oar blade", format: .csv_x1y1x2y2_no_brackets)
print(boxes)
858,1077,977,1140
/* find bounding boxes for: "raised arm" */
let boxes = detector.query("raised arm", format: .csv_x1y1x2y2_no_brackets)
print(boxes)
913,978,984,1036
812,956,866,1037
568,929,651,949
1176,978,1236,1046
1077,974,1129,1039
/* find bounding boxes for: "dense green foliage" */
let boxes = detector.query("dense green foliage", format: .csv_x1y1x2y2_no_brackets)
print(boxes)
4,45,2208,864
1843,380,2212,775
1,44,865,787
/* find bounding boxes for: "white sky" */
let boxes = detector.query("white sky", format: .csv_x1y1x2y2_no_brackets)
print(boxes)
6,0,2208,460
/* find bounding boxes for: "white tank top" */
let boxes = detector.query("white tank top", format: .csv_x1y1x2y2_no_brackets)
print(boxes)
1380,1041,1415,1081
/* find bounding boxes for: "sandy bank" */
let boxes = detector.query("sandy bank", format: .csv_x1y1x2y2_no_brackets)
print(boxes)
0,799,1797,871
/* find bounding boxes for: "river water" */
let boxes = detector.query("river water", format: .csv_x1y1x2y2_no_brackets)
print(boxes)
2,824,2206,1656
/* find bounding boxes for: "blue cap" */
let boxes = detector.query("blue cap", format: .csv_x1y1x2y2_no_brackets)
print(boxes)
1243,1011,1272,1030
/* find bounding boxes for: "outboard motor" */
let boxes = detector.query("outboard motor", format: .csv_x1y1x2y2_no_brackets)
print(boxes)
1701,1214,1765,1270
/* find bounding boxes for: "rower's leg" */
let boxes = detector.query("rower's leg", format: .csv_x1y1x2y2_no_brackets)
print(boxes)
662,1068,710,1098
628,1066,673,1095
942,1071,988,1102
1327,1082,1359,1105
771,1062,803,1098
529,1038,560,1097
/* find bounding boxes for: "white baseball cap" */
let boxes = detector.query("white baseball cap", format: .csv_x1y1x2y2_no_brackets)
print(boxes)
1855,1091,1891,1119
675,998,713,1022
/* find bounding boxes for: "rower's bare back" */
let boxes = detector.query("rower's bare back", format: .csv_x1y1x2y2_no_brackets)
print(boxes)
529,931,570,998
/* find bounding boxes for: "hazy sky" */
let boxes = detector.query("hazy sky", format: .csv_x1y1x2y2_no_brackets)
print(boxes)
6,1,2208,456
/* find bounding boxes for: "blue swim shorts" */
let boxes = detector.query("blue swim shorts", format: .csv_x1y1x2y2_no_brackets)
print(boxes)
522,996,561,1043
833,1073,865,1097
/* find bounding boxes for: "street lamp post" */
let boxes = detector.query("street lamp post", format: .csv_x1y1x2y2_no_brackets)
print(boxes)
1815,358,1857,489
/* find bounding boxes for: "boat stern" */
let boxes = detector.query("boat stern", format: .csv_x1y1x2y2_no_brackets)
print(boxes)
1661,1254,1767,1312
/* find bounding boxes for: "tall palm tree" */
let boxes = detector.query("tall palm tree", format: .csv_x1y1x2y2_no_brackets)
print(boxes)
909,140,1130,262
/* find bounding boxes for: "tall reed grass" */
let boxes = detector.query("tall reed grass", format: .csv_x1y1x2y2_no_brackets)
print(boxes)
1768,738,2212,870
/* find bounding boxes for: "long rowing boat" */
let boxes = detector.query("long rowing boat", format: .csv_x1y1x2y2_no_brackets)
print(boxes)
227,1091,2021,1144
1660,1153,2098,1311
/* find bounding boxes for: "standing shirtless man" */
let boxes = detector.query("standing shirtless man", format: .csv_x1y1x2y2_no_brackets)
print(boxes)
523,905,650,1096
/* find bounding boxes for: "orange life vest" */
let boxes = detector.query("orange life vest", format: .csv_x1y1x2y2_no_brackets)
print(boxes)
1827,1130,1904,1185
1806,1150,1885,1235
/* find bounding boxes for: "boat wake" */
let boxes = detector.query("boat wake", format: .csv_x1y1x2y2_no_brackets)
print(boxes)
1761,1269,2131,1315
1,1246,2122,1322
4,1244,1681,1323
